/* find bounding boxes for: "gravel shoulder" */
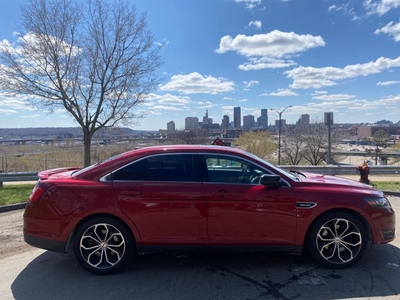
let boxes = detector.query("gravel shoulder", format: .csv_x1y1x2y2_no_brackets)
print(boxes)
0,209,34,260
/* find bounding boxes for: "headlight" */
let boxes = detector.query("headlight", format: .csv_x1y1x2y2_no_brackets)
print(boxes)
364,197,391,207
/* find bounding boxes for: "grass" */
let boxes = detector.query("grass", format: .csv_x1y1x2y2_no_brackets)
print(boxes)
0,184,35,206
371,181,400,192
0,181,398,206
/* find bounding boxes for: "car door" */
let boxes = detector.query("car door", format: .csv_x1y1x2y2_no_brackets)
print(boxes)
201,154,297,250
111,154,209,250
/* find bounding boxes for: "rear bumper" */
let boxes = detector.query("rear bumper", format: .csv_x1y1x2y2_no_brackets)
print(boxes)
24,234,67,253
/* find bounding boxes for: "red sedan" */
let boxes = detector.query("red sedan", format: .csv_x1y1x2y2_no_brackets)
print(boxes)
24,145,395,274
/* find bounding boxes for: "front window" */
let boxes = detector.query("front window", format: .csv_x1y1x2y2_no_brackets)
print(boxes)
204,155,269,184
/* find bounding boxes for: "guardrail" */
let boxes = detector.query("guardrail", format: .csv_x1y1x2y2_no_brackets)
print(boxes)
279,165,400,176
0,172,38,187
0,165,399,187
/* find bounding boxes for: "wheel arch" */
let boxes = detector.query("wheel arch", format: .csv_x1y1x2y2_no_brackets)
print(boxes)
303,208,373,249
65,213,138,253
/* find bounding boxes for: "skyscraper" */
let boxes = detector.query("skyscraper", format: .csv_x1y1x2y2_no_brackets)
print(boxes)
167,121,175,133
221,115,230,129
259,109,268,128
234,107,241,128
243,115,255,131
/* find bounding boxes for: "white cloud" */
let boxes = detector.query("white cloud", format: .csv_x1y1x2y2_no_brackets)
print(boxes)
150,93,191,106
364,0,400,16
377,80,400,85
312,90,328,95
216,30,325,57
375,21,400,41
269,89,298,96
239,57,297,70
243,80,259,90
312,94,356,101
0,108,17,114
19,114,40,118
328,5,337,12
286,56,400,89
216,30,325,70
248,20,262,29
234,0,262,11
151,105,183,111
160,72,235,94
238,98,248,102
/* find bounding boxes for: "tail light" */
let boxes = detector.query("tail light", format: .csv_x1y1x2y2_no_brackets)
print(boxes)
28,186,44,202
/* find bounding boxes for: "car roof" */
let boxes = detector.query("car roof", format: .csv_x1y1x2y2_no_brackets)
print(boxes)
76,145,249,180
128,144,245,155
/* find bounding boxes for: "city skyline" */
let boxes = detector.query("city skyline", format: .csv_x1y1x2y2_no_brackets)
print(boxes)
1,0,400,130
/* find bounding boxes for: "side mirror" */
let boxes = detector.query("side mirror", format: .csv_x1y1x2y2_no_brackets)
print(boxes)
260,174,282,187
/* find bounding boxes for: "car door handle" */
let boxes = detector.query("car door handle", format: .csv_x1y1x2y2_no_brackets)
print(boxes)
211,191,232,197
120,190,141,196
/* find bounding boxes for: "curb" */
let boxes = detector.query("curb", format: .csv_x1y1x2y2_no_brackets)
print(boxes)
384,191,400,197
0,203,26,213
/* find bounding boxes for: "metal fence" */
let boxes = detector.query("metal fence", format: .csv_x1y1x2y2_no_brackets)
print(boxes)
0,165,399,187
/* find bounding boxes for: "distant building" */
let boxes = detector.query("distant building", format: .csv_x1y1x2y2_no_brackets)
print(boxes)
275,119,286,128
225,129,242,138
221,115,230,129
234,107,241,128
185,117,199,130
259,109,268,128
167,121,175,133
300,114,310,126
243,115,255,131
202,109,212,125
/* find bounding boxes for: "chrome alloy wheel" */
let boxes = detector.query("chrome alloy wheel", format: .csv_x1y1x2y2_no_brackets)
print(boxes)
316,218,362,265
79,223,126,269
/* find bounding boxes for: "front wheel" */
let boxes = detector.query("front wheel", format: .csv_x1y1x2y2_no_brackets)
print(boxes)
73,217,134,275
307,212,368,269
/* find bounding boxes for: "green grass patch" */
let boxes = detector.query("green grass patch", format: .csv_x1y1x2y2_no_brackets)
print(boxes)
0,184,35,206
371,181,400,192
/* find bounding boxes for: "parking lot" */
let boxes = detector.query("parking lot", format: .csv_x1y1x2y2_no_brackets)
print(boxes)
1,197,400,300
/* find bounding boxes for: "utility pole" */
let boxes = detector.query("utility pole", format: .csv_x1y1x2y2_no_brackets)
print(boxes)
270,106,292,165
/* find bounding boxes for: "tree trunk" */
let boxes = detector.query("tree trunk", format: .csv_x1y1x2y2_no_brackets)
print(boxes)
83,131,93,167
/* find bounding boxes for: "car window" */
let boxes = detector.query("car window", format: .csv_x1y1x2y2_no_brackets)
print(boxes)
112,154,195,182
204,155,269,184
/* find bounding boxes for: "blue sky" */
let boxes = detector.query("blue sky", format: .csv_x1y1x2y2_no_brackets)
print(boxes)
1,0,400,130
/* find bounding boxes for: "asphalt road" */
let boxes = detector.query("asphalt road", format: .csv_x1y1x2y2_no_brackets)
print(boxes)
1,198,400,300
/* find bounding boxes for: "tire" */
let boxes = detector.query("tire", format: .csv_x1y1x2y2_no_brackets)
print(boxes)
307,211,368,269
73,217,134,275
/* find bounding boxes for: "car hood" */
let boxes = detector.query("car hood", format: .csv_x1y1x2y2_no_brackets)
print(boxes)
299,171,378,191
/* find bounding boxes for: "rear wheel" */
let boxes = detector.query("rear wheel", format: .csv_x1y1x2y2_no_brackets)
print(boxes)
307,212,368,269
73,217,134,275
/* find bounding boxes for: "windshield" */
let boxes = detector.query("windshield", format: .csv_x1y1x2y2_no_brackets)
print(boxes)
244,151,298,181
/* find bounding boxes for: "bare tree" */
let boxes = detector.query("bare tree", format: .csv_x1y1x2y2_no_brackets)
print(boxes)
282,126,305,165
170,129,210,145
0,0,163,166
364,129,390,165
235,130,276,160
300,122,330,166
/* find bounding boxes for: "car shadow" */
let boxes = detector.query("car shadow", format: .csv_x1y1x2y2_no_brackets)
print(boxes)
11,244,400,300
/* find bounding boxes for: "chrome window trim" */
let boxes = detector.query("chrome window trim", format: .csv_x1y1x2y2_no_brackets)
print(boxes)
100,151,292,187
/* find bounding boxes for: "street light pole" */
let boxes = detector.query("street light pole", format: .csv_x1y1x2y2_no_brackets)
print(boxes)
270,106,292,165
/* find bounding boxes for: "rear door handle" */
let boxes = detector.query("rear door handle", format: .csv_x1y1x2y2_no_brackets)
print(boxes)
120,190,141,196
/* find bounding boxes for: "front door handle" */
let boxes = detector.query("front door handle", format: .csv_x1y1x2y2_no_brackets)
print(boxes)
211,190,231,197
